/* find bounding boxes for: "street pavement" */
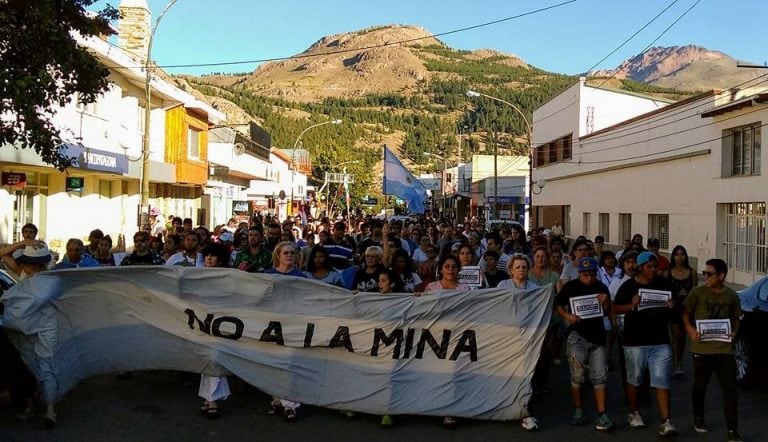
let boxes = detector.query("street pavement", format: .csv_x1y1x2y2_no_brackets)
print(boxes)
0,345,765,442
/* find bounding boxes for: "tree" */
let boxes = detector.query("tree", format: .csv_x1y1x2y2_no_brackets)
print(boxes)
0,0,118,169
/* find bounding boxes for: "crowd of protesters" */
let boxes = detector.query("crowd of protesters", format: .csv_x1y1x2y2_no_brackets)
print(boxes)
0,213,744,440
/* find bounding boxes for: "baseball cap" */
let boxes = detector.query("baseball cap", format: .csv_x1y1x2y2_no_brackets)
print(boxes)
636,251,658,267
15,242,53,265
576,257,599,272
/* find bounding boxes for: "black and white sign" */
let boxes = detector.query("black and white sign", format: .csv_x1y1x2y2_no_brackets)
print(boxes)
569,294,603,319
637,289,672,311
458,266,482,288
696,319,732,343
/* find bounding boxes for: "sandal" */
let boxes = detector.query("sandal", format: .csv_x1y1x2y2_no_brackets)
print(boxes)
206,407,220,420
442,416,458,429
200,403,210,415
283,408,298,422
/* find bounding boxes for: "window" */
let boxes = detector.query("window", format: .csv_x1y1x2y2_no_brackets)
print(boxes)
564,205,571,236
188,127,201,160
463,178,471,192
723,123,761,177
619,213,632,244
534,134,573,167
648,214,669,249
583,212,591,238
722,202,767,276
598,213,610,241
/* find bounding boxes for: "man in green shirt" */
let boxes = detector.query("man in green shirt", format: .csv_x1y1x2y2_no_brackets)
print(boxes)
682,258,741,442
231,226,272,273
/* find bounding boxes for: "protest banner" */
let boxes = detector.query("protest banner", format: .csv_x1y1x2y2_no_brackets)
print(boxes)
0,267,554,420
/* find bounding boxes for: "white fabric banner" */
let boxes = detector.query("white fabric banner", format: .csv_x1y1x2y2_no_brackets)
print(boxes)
1,267,554,420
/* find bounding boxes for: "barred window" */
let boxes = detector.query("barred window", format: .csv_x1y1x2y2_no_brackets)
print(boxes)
648,214,670,249
619,213,632,244
598,213,610,241
583,212,592,238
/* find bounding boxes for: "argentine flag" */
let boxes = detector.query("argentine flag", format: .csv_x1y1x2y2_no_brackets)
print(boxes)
383,145,428,214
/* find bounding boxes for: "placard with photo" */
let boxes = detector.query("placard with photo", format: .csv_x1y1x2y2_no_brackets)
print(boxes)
696,319,732,343
569,294,603,319
637,289,671,311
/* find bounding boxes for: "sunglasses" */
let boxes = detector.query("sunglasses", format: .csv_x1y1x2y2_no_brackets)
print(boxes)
702,271,718,277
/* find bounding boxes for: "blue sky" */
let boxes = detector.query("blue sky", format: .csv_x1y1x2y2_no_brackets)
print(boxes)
98,0,767,76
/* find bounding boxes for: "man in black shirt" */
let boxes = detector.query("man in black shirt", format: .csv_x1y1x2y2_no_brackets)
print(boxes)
555,257,614,431
614,251,677,436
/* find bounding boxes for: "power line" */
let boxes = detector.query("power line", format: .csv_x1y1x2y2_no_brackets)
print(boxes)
108,0,578,70
534,0,702,124
590,0,702,91
576,74,768,147
568,121,767,165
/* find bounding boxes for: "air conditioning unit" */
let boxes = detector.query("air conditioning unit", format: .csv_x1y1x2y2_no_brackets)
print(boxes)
234,142,246,156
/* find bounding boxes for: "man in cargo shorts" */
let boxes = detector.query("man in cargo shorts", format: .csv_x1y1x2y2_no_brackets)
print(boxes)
555,257,614,431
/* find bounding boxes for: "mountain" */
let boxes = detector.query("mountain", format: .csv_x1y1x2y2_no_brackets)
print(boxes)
183,26,696,203
593,45,765,91
198,25,530,103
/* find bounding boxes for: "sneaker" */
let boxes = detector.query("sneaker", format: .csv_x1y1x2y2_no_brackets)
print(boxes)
266,400,283,416
692,417,708,434
628,411,646,429
521,416,539,431
380,414,394,427
595,413,615,431
658,419,678,437
283,408,298,422
571,408,586,426
727,430,742,442
672,368,685,379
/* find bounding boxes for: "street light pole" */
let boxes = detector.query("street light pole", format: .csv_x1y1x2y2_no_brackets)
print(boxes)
290,119,342,218
466,90,532,227
140,0,178,228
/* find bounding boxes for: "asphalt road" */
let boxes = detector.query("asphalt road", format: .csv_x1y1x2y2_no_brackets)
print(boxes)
0,348,766,442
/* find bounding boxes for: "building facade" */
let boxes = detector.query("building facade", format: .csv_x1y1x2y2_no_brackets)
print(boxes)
532,78,767,285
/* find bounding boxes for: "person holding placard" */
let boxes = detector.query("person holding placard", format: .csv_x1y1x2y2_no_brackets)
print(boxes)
554,257,615,431
613,252,678,437
682,258,742,442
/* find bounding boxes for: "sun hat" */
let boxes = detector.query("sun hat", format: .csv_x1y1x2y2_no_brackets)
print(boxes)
15,242,53,265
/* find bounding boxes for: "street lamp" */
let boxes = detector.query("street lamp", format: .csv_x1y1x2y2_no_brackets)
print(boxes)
290,119,342,218
466,90,532,229
140,0,179,228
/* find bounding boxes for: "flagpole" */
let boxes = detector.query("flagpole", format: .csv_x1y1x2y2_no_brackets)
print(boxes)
383,145,388,220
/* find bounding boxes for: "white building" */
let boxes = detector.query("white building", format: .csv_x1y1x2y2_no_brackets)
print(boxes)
0,1,224,255
532,77,768,285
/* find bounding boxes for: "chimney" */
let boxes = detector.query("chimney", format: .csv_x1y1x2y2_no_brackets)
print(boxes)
118,0,151,62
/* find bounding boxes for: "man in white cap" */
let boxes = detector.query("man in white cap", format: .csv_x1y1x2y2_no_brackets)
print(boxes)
0,236,48,279
0,241,59,427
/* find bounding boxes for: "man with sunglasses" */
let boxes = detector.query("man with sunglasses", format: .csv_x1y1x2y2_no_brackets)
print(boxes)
120,231,165,266
683,259,742,442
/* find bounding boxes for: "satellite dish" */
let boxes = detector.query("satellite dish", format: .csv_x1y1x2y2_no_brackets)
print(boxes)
234,142,246,156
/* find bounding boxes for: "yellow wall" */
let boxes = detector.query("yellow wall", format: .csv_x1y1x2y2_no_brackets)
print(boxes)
165,105,209,184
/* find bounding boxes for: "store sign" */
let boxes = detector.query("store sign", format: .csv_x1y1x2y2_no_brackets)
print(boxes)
419,178,441,191
487,196,518,204
361,197,378,206
66,177,85,191
60,143,129,174
2,172,27,187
